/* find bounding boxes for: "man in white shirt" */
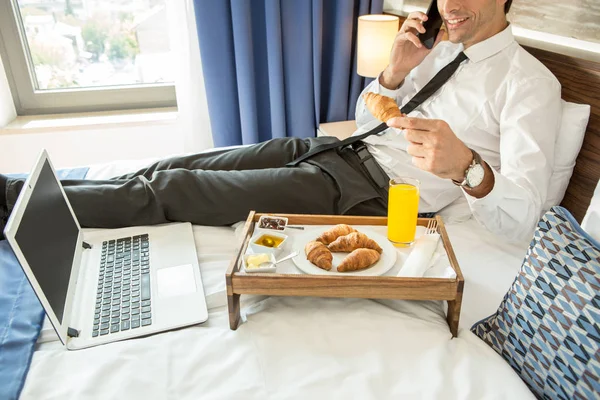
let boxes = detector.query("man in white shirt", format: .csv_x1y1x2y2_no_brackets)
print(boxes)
356,0,561,241
0,0,560,243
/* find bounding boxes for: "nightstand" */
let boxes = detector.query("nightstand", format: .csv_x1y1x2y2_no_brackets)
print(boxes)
317,120,357,140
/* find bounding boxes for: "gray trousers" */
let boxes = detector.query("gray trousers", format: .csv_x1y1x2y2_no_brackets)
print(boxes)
7,138,387,228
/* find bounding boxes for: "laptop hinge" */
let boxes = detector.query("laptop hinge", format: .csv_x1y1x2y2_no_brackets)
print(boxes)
67,327,80,338
82,241,92,250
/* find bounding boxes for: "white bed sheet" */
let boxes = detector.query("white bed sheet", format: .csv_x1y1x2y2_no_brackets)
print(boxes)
20,157,534,399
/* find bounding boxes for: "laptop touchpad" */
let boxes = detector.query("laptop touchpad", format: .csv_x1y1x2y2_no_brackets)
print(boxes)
156,264,197,298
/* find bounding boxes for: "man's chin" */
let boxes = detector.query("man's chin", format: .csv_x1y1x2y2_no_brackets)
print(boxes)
445,31,460,43
447,32,468,45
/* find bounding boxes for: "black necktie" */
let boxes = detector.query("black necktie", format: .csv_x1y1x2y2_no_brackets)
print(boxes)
287,51,468,167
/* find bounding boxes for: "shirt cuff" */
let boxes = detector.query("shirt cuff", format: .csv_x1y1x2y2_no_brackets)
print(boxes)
374,72,404,98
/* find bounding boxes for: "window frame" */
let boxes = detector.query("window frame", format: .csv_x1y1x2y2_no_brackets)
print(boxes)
0,0,176,116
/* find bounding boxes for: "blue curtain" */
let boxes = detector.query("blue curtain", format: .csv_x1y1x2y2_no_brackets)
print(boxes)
194,0,383,147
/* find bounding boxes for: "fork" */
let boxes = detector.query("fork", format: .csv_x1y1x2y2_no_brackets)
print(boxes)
425,219,438,235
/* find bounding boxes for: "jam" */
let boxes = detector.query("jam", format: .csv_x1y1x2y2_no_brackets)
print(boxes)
259,217,286,230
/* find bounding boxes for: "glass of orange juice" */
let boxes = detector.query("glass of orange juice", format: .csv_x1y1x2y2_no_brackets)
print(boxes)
387,177,420,246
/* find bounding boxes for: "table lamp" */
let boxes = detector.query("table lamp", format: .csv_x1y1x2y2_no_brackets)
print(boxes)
357,15,399,78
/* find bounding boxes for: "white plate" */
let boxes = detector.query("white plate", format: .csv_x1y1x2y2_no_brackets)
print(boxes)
291,227,397,276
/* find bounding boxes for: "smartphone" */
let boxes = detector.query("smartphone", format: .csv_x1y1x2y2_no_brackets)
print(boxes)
418,0,443,49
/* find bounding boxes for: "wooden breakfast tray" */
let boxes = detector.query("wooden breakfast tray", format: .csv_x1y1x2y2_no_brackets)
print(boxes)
226,212,464,337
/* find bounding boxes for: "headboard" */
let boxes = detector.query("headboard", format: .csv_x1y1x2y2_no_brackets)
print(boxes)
525,47,600,222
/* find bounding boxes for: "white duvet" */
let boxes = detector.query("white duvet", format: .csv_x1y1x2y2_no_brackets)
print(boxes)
20,158,535,399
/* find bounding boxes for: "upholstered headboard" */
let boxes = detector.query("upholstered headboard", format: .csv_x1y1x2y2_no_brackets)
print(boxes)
525,47,600,222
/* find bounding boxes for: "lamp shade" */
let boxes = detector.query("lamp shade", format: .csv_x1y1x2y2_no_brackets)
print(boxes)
357,15,399,78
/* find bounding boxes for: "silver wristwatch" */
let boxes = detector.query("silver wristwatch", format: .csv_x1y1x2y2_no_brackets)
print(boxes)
452,149,485,189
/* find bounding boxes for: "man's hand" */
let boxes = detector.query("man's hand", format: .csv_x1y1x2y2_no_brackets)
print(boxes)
380,12,444,90
387,116,472,181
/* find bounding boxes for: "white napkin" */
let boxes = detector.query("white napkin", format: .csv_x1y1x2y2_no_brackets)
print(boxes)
397,233,441,277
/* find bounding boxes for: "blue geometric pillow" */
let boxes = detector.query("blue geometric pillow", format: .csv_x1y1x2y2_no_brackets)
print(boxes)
471,206,600,400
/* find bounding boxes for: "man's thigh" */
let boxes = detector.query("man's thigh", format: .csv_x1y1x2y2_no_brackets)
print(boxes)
345,197,387,217
116,138,310,179
154,163,339,225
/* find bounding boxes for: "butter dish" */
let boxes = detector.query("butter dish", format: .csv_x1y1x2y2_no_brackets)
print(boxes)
244,253,277,273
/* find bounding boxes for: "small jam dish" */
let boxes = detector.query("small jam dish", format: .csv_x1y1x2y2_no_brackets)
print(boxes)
257,215,288,232
244,253,277,273
249,231,288,256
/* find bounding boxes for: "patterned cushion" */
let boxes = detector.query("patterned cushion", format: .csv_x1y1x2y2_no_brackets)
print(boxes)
471,206,600,399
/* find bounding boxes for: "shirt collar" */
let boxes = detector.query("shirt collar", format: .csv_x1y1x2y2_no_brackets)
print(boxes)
463,24,515,63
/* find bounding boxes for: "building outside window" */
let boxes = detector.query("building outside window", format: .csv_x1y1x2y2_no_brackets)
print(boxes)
0,0,176,115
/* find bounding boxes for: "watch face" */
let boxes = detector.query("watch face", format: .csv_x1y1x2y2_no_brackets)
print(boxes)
466,164,485,188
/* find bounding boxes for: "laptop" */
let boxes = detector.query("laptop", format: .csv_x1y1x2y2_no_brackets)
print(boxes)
3,150,208,350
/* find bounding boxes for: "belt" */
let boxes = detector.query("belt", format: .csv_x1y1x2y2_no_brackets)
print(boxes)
349,141,390,190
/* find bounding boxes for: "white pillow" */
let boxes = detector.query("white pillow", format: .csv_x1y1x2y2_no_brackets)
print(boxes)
544,100,591,210
581,179,600,242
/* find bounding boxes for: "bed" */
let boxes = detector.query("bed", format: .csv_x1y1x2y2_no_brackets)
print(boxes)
10,47,600,399
19,188,535,399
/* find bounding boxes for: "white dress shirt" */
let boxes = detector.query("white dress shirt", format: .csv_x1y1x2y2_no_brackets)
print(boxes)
354,25,562,242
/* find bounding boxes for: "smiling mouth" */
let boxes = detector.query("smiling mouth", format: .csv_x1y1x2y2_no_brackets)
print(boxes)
445,17,469,29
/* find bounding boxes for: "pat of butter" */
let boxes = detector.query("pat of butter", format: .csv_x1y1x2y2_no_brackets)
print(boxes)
246,254,271,269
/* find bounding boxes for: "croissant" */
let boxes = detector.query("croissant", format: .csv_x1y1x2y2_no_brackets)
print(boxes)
305,240,333,271
316,224,357,245
363,92,403,122
337,248,381,272
327,232,383,254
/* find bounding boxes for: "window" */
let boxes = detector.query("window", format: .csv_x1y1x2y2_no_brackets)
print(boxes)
0,0,176,115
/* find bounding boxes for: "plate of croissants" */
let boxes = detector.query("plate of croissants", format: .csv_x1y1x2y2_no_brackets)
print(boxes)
292,224,397,276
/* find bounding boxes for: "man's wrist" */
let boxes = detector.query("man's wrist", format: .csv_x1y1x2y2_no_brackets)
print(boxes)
379,66,408,90
451,148,494,198
451,149,474,182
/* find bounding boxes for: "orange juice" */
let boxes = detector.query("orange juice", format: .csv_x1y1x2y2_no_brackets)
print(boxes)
387,178,420,245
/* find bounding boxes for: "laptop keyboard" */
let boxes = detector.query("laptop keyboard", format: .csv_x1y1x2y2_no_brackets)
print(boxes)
92,234,152,337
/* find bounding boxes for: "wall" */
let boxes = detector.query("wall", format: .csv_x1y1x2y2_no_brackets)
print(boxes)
0,55,16,128
384,0,600,45
0,54,186,174
0,53,186,173
383,0,600,62
0,0,213,174
0,119,186,174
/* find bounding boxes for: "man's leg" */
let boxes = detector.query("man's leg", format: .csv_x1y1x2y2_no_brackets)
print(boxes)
40,163,339,228
115,138,310,180
0,137,313,234
346,197,387,217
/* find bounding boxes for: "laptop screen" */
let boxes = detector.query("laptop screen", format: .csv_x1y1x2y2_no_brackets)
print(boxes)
14,159,80,324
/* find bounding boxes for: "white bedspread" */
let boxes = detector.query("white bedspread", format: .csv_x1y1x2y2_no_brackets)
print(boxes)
20,158,534,399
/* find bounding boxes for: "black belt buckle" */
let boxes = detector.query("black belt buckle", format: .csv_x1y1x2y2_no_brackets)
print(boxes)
351,141,371,163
